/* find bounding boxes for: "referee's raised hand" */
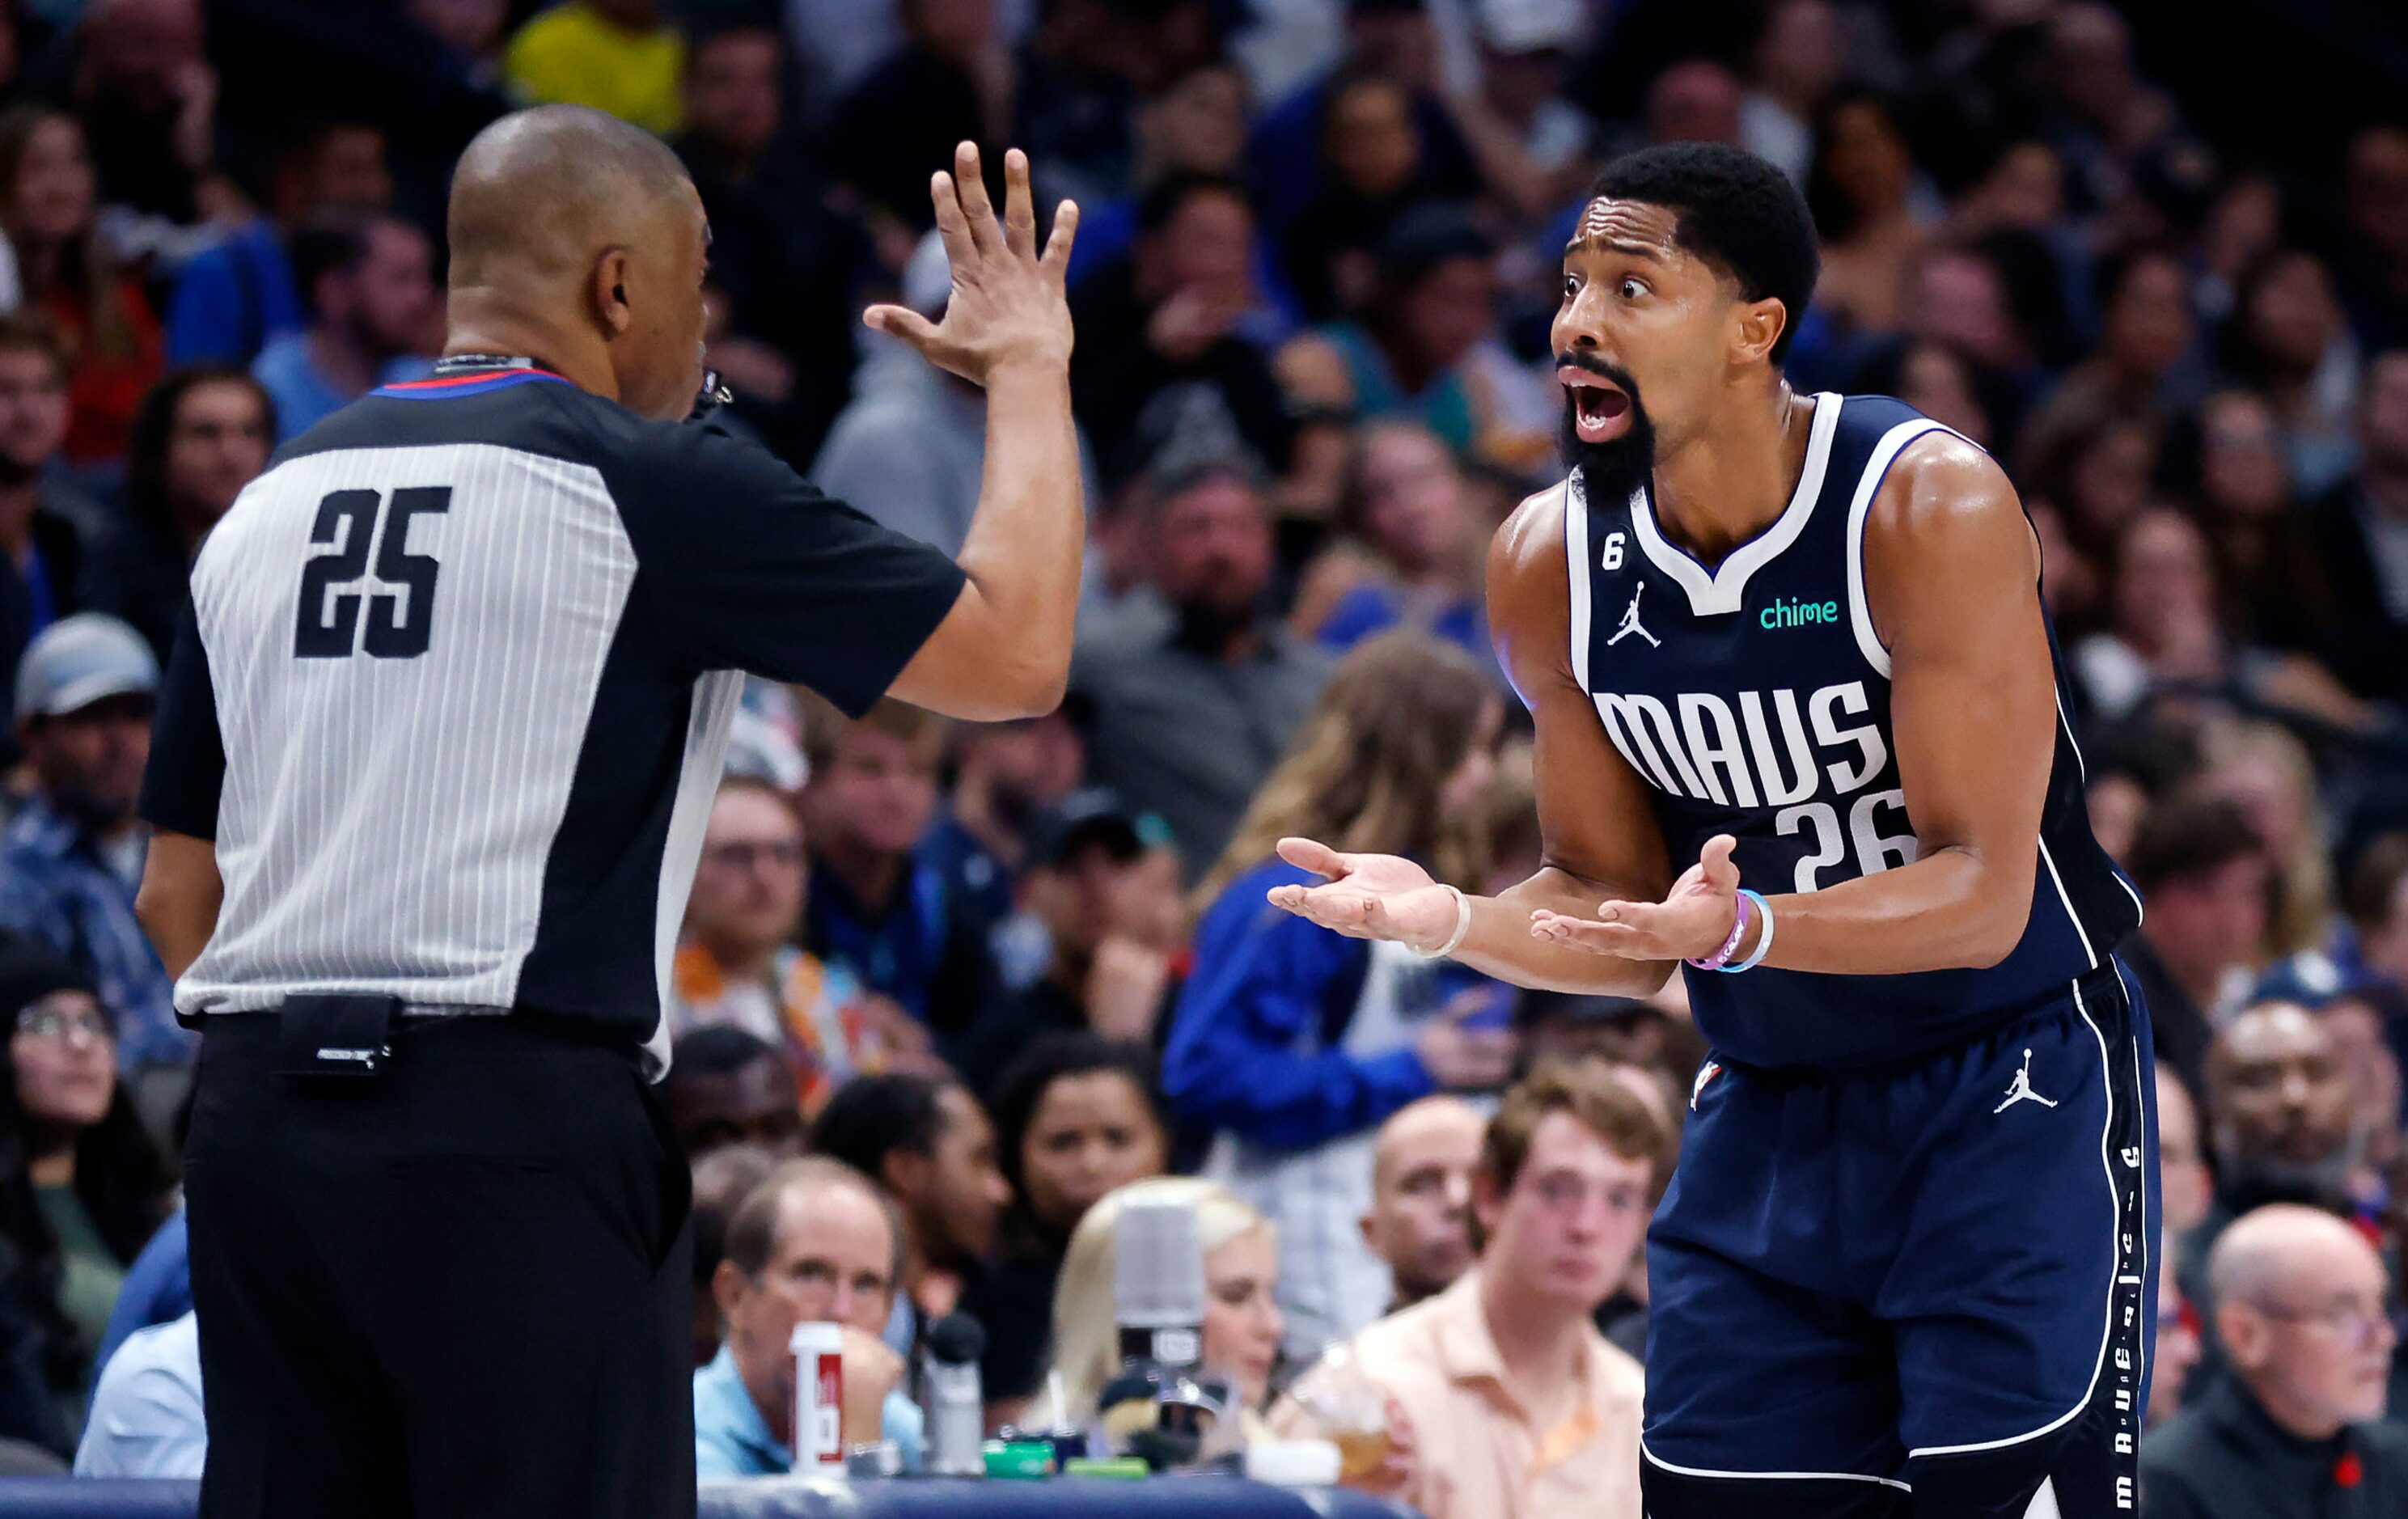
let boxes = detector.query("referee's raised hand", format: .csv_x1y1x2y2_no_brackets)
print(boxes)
865,142,1077,386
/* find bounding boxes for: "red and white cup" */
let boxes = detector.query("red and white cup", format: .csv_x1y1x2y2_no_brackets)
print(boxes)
789,1322,845,1470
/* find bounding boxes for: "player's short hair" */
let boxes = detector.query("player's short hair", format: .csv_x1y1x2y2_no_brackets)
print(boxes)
1585,142,1820,366
1479,1057,1669,1200
721,1155,904,1286
2124,795,2265,893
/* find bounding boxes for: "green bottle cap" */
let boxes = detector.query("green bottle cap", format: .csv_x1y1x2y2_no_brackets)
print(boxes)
1062,1457,1150,1479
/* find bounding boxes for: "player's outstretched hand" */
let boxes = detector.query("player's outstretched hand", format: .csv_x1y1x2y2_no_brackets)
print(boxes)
1265,837,1464,954
862,142,1078,386
1529,832,1745,963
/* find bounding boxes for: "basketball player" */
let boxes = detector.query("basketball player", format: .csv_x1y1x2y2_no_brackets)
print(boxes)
1269,142,2155,1517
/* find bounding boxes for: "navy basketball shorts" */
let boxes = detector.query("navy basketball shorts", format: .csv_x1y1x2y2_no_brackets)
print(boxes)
1640,962,2158,1519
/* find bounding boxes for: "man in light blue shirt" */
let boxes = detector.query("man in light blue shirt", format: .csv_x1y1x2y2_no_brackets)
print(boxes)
249,213,439,442
74,1311,204,1479
696,1157,925,1477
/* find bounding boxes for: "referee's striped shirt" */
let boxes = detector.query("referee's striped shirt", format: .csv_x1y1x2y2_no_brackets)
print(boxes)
138,365,966,1076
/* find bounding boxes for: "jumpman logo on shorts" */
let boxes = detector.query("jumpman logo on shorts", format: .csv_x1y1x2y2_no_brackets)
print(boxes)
1992,1048,2059,1114
1608,581,1659,647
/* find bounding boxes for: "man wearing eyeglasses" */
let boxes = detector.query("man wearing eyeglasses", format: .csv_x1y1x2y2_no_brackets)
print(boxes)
1270,1058,1667,1519
2140,1204,2408,1518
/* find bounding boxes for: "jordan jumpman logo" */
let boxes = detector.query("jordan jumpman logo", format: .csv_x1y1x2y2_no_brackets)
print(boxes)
1608,581,1658,647
1992,1048,2059,1114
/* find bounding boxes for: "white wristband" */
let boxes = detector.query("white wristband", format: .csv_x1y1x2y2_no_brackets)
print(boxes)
1410,885,1473,961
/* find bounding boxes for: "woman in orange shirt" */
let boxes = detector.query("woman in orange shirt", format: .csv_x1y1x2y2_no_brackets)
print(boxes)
0,106,163,465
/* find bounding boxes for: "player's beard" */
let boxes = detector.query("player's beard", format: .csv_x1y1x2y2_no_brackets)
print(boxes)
1557,356,1657,510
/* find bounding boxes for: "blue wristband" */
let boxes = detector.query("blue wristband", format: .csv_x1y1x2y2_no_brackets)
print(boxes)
1717,890,1774,973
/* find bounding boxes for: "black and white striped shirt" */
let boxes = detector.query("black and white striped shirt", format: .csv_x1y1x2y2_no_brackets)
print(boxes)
139,366,964,1075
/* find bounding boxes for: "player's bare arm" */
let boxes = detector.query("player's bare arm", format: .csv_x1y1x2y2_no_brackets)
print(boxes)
1534,431,2056,972
1267,482,1681,997
877,143,1086,721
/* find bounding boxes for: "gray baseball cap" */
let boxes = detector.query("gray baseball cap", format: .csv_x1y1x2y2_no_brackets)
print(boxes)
15,613,159,722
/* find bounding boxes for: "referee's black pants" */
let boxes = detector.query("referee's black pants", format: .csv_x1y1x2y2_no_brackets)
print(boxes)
183,1013,696,1519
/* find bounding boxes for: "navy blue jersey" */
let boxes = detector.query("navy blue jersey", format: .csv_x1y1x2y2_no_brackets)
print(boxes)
1568,392,2140,1070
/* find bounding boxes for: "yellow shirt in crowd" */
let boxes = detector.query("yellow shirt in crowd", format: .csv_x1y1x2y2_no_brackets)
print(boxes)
1273,1270,1644,1519
504,2,685,138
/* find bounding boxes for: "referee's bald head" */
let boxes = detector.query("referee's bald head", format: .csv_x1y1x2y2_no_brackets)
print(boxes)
444,105,709,421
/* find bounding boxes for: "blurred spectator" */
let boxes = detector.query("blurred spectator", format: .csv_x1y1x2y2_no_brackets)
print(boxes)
250,211,438,442
70,1306,197,1476
675,22,867,464
0,941,176,1435
2071,507,2224,721
161,121,392,367
826,0,1014,243
0,615,183,1070
954,793,1184,1085
1803,89,1930,338
794,693,997,1042
1850,337,2002,451
1070,172,1294,484
1246,4,1483,255
671,777,929,1110
2017,247,2199,473
1358,1093,1482,1317
1063,59,1255,284
688,1142,777,1367
404,0,512,87
0,105,163,466
810,1073,1012,1351
1639,59,1742,153
1739,0,1842,188
1049,1174,1281,1430
1167,632,1509,1351
2221,248,2360,497
0,315,98,766
697,1157,925,1475
963,1032,1168,1421
1271,1059,1657,1519
2202,1002,2357,1244
65,0,244,240
2196,721,2331,959
2319,987,2404,1182
662,1027,806,1163
2157,1065,2213,1240
502,0,685,138
2150,1236,2203,1432
1273,67,1466,325
2305,347,2408,700
2036,4,2165,214
2337,126,2408,352
1288,419,1489,666
1015,0,1221,215
2120,795,2270,1094
0,1260,69,1462
2172,389,2330,654
81,366,270,663
920,707,1086,946
2342,836,2408,996
85,1203,185,1403
1073,445,1331,872
1437,0,1593,226
1280,203,1543,467
2141,1205,2407,1517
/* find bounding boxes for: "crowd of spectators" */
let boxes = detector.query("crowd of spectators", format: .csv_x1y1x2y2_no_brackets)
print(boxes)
0,0,2400,1511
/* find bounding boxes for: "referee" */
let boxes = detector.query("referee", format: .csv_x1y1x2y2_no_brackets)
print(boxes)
132,108,1082,1518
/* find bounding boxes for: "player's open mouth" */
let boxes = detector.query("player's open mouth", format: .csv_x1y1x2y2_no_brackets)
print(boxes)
1561,368,1633,442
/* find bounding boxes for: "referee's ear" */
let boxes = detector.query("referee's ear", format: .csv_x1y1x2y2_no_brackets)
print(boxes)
593,248,634,336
